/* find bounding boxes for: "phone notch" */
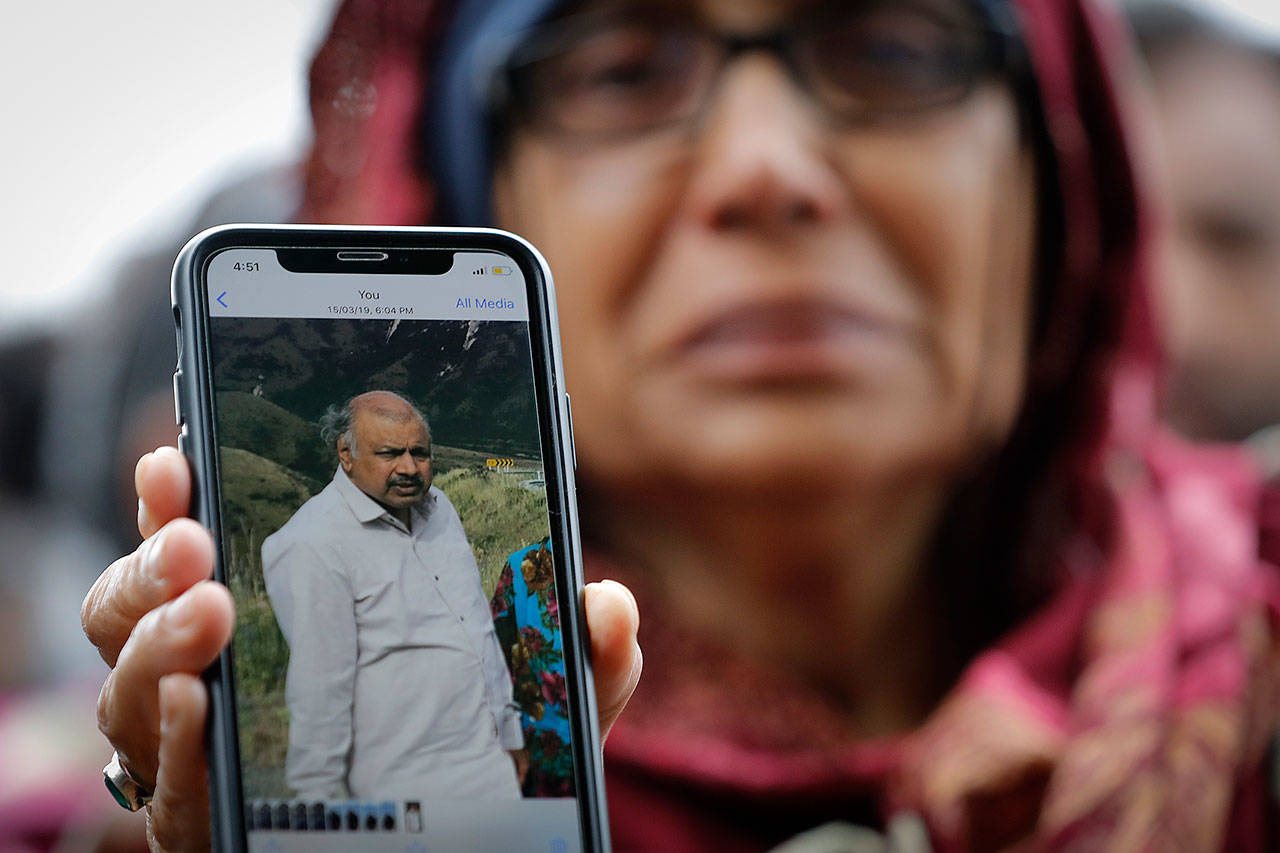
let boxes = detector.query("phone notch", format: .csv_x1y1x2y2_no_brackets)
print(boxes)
276,248,454,274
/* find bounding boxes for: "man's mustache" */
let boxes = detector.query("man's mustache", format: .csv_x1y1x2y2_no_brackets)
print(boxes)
388,474,425,489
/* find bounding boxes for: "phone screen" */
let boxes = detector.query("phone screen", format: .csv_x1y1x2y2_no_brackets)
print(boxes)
201,246,587,852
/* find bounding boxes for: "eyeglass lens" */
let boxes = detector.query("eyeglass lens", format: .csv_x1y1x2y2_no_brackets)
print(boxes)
511,1,996,138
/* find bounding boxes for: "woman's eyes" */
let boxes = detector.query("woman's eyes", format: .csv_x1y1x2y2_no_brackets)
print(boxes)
556,29,693,95
814,13,975,93
590,58,665,89
530,8,984,119
574,53,667,94
843,18,957,63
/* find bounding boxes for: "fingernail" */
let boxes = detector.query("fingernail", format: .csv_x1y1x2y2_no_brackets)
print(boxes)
154,444,180,462
166,587,198,629
145,527,169,584
603,579,637,611
158,675,178,731
134,453,153,495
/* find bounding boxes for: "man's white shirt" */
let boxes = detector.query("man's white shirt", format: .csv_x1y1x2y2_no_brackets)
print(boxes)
261,466,523,801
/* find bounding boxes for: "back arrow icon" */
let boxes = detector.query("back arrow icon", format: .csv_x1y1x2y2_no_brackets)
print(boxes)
216,291,228,308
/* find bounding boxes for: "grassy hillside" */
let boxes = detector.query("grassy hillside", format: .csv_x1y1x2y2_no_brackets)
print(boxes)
435,468,549,599
209,317,542,456
216,392,330,487
217,447,307,796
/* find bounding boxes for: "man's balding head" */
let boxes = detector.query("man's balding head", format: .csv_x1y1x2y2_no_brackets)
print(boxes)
320,391,431,458
348,391,428,436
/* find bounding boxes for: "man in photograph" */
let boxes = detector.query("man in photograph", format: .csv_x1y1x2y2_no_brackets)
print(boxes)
261,390,524,801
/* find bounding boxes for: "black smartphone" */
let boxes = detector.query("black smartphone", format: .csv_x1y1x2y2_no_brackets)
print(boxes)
171,225,607,852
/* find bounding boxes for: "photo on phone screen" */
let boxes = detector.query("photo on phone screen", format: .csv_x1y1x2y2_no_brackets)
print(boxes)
180,234,599,852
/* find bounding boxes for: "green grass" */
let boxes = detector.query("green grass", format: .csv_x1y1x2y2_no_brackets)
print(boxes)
434,467,549,599
230,567,290,798
216,392,331,487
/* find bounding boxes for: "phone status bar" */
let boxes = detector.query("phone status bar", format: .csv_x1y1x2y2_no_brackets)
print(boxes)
206,249,529,322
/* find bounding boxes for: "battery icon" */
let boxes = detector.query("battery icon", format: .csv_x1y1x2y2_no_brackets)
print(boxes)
491,265,513,276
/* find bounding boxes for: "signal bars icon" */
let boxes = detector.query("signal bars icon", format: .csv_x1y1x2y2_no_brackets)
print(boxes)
472,267,486,275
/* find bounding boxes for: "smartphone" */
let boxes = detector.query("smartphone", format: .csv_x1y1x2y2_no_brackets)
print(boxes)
171,225,607,852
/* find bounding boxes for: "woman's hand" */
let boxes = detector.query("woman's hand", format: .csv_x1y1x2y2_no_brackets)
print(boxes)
81,447,231,852
82,446,641,852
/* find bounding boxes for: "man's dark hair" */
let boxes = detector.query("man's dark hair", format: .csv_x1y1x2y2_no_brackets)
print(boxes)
318,403,356,453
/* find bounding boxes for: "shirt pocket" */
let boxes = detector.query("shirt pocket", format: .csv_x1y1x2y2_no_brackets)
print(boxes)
348,546,413,662
407,539,475,645
409,537,485,646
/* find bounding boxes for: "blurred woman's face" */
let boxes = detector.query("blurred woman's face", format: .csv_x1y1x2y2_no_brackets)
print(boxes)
494,0,1036,500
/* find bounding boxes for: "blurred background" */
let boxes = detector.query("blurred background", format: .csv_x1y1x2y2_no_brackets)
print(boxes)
0,7,339,845
0,0,337,333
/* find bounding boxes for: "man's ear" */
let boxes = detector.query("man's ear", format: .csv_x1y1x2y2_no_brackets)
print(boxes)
337,437,354,472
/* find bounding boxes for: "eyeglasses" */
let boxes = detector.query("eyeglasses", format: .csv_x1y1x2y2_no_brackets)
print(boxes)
494,0,1022,142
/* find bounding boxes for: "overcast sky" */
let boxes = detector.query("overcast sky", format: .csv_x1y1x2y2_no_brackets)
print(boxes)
1,0,1277,332
0,0,336,331
1192,0,1280,39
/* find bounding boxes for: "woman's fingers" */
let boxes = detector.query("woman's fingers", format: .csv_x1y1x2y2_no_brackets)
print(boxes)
82,519,216,668
584,579,642,739
147,674,212,853
95,581,234,788
136,447,192,540
84,447,202,668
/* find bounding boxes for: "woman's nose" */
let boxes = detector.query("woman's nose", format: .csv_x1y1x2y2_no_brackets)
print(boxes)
684,57,848,234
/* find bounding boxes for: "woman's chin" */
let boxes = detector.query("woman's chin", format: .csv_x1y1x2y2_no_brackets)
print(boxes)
575,369,968,503
639,412,951,500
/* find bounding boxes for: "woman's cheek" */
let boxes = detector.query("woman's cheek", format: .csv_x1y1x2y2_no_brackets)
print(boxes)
829,92,1030,449
500,135,692,313
495,138,696,474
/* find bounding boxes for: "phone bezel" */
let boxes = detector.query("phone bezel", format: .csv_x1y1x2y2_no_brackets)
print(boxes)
172,224,607,852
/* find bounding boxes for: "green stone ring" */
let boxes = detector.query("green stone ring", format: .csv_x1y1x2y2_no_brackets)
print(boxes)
103,752,153,811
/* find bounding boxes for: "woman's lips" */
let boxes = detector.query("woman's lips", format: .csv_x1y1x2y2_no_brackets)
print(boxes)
670,298,913,383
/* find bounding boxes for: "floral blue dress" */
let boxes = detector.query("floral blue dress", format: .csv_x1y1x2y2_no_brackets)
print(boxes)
489,540,575,797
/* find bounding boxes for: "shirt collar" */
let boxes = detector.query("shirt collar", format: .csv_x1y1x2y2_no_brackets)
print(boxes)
331,466,435,528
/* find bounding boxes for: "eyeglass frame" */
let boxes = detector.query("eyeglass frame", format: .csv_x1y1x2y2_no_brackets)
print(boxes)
486,0,1030,143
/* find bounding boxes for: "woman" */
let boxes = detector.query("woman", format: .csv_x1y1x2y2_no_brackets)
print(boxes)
82,0,1280,849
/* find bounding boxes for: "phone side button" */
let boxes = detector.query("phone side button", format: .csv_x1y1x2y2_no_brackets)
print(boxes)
172,371,184,427
177,424,190,456
564,393,578,471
